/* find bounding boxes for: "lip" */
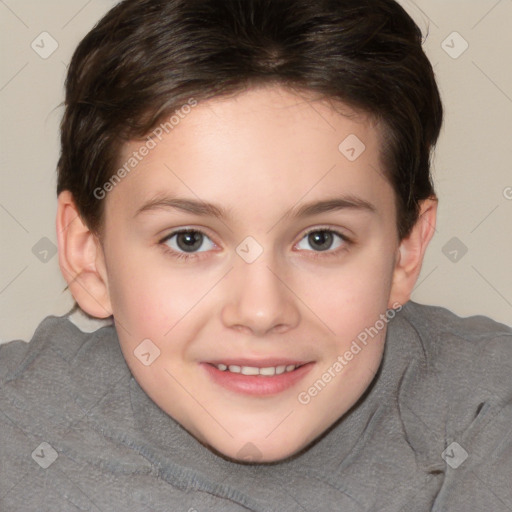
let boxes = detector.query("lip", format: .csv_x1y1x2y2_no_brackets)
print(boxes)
201,361,315,396
206,358,309,367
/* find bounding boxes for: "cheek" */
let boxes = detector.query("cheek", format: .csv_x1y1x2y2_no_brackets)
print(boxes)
106,246,211,339
103,242,167,331
302,246,395,337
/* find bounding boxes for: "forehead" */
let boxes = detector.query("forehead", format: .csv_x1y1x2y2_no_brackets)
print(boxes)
150,85,380,158
106,85,393,223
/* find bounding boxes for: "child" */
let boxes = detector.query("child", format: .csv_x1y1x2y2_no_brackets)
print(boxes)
1,0,511,510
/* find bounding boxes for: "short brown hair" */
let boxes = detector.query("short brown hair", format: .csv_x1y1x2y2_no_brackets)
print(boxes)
57,0,443,240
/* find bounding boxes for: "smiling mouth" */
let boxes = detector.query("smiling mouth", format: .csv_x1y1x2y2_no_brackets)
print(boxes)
202,360,314,396
209,362,306,376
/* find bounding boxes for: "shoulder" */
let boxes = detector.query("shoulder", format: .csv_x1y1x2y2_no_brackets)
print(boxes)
0,315,73,383
397,301,512,451
400,300,511,339
0,313,123,414
398,307,512,508
391,303,512,494
399,301,512,378
0,313,130,499
398,301,512,401
0,314,108,385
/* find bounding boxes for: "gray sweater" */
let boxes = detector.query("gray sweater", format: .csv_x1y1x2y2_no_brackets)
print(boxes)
1,301,511,511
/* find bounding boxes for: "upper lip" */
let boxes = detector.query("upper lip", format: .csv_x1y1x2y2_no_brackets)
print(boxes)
205,358,311,367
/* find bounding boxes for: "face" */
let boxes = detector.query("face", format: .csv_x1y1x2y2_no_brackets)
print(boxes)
98,85,402,462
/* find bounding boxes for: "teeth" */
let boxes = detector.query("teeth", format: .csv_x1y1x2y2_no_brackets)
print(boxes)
216,363,299,376
240,366,260,376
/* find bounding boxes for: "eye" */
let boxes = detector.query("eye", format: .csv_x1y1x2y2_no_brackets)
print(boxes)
161,229,215,254
296,228,349,252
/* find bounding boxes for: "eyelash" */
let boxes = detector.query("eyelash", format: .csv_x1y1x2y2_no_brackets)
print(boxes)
299,227,352,261
159,229,208,262
158,227,352,262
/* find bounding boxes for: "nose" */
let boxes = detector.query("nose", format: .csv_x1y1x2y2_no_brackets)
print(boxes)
220,255,301,337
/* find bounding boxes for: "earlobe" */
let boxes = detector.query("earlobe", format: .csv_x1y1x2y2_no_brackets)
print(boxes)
388,198,438,307
56,191,113,318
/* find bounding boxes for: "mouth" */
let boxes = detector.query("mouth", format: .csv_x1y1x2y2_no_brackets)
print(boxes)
201,359,315,396
211,362,305,376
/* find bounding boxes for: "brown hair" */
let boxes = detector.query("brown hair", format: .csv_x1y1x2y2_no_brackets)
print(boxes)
57,0,443,240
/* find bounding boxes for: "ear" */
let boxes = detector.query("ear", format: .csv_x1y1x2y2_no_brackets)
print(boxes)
388,197,438,307
56,191,112,318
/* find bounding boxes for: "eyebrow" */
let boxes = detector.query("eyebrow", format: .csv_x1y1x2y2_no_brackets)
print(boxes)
134,194,377,220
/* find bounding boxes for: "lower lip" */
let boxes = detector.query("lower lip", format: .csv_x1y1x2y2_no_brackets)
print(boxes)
201,362,314,396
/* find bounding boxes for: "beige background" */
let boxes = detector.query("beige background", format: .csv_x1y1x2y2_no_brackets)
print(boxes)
1,0,511,343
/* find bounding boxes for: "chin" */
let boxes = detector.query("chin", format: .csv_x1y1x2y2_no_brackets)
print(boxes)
197,430,312,464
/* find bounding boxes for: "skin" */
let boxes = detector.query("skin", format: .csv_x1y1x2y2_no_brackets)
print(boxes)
57,84,437,463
